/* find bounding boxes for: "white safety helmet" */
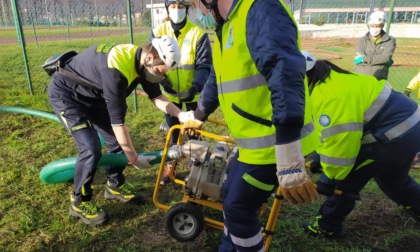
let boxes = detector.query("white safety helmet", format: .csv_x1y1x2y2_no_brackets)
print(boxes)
151,35,181,70
301,50,316,72
368,11,386,25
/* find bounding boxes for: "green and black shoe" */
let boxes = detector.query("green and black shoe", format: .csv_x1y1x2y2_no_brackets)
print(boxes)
104,182,145,205
69,195,108,226
302,215,346,239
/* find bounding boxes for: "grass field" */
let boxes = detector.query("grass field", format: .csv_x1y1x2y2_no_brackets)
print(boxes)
0,28,420,251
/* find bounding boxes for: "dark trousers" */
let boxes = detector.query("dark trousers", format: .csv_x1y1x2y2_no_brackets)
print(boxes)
48,76,125,202
219,152,278,252
318,124,420,232
165,101,198,145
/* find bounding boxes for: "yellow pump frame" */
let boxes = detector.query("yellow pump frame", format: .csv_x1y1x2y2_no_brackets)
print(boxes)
152,124,284,251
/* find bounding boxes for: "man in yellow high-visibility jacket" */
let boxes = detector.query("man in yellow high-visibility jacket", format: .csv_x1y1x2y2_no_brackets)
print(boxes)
149,0,212,185
301,51,420,238
179,0,319,250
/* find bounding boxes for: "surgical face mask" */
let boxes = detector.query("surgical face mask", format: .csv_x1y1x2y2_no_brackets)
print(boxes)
196,7,217,29
200,0,224,25
143,67,165,83
168,8,186,24
369,27,382,37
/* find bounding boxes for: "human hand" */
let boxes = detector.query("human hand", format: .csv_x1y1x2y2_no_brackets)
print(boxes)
130,155,156,169
315,180,336,196
276,141,318,204
136,90,148,96
178,111,195,124
354,56,364,65
181,119,204,137
403,89,411,97
180,87,197,102
309,160,323,174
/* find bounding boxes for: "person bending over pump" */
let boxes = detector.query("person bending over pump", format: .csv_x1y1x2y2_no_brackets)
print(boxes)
301,50,420,238
47,36,182,225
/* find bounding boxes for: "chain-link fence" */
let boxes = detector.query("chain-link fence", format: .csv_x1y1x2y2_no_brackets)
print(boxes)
1,0,419,100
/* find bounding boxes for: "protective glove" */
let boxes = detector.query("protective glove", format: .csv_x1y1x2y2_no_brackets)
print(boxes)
309,160,323,174
316,173,336,196
130,155,156,169
276,140,318,204
404,88,411,97
180,116,204,137
387,58,394,68
180,87,197,102
178,111,195,124
354,56,364,65
161,78,177,94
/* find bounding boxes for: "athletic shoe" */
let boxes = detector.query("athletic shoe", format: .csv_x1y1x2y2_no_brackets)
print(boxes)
104,182,145,204
69,195,108,226
302,215,346,239
160,162,176,186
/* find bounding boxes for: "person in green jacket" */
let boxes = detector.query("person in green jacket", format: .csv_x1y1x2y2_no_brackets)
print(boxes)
302,50,420,238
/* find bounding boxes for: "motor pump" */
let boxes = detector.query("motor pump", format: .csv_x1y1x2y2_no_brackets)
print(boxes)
179,140,237,201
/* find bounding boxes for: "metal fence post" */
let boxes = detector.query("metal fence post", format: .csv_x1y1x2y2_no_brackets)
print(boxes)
126,0,138,112
11,0,33,95
386,0,395,34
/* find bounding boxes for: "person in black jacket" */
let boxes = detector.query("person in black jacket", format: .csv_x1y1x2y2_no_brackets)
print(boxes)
47,36,182,225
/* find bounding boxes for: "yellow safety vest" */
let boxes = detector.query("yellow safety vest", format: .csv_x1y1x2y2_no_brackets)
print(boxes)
105,44,139,88
312,71,390,180
153,20,205,103
212,0,318,164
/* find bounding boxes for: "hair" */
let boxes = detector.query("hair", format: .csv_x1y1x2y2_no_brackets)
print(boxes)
306,60,354,87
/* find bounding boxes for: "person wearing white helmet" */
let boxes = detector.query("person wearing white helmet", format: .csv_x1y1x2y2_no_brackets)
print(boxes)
354,11,396,80
47,36,183,225
147,0,212,185
301,50,420,238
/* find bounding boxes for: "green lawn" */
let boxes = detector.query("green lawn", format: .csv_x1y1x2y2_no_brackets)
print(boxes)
1,28,419,251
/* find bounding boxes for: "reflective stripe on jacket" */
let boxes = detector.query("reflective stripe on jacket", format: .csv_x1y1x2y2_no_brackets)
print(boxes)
153,20,205,103
212,0,318,164
312,71,420,180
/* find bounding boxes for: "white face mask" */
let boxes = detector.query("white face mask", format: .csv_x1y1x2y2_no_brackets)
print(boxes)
369,27,382,37
168,8,186,24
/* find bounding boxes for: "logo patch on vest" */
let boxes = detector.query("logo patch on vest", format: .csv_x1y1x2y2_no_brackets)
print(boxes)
319,114,331,127
225,22,233,49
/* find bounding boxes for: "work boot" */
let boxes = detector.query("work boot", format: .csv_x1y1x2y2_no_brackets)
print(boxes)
302,215,346,239
69,194,108,226
104,181,145,204
160,162,176,186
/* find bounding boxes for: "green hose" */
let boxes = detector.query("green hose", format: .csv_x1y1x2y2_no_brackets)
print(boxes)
39,151,168,184
0,106,60,122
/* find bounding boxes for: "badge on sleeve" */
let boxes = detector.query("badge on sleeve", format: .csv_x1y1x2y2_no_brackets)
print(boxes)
319,114,331,127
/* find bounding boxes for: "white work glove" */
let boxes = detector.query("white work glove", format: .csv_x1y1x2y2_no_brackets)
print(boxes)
178,111,204,136
276,140,318,204
178,111,195,124
130,155,156,169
